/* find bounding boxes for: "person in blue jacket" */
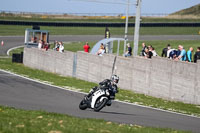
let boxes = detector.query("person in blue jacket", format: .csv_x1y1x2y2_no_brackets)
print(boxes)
177,45,186,61
186,47,193,62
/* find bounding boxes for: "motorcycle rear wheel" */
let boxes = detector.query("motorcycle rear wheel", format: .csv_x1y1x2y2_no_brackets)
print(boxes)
94,97,108,112
79,100,88,110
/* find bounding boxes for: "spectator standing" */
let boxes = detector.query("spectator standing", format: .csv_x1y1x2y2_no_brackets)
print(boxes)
177,45,186,61
186,47,193,62
53,41,59,51
125,43,132,57
83,42,90,53
38,40,43,49
105,27,110,39
149,47,157,56
162,44,171,57
144,48,153,58
59,42,64,53
168,49,177,59
140,42,147,56
167,48,176,58
194,47,200,63
44,43,50,51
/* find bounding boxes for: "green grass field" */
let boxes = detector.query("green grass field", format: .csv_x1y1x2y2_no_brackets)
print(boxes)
0,25,200,36
0,106,190,133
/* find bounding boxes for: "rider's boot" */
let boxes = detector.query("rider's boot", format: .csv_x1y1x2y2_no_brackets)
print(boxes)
106,100,112,106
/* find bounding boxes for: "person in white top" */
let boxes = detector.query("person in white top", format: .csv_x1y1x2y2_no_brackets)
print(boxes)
96,43,105,56
59,42,64,53
148,46,157,57
38,40,43,49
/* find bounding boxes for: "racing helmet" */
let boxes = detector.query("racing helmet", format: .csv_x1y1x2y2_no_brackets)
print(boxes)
111,75,119,84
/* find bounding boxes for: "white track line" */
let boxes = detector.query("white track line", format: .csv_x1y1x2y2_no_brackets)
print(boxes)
0,69,200,119
7,45,24,56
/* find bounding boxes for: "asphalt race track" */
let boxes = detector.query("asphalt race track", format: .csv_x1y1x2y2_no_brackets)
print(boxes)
0,35,200,132
0,70,200,132
1,35,200,55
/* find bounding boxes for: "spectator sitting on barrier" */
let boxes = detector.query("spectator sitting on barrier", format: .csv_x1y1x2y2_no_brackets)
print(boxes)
96,43,105,56
186,47,193,62
162,44,171,57
144,48,153,59
176,45,186,61
83,42,90,53
140,42,147,56
59,42,64,53
125,43,132,57
194,47,200,63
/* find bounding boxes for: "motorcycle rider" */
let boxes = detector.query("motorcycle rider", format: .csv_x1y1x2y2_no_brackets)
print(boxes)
86,75,119,105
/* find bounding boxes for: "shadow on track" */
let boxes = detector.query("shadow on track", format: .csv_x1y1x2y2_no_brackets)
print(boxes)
99,111,136,116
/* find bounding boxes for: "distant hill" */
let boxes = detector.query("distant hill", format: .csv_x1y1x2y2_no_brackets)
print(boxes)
170,4,200,16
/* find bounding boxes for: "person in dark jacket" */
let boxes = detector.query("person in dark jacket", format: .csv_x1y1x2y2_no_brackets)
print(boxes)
162,44,171,57
86,75,119,100
140,42,147,56
144,48,153,59
125,43,132,57
194,47,200,63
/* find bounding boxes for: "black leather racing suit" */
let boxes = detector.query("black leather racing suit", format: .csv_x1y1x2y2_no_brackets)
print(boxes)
87,79,118,99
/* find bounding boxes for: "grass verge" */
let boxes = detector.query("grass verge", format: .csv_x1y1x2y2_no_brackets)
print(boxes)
8,47,24,56
0,106,189,133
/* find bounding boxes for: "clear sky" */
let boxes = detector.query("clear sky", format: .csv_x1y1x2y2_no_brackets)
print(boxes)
0,0,199,15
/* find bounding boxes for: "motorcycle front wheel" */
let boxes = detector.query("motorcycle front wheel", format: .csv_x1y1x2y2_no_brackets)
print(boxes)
94,97,108,112
79,99,88,110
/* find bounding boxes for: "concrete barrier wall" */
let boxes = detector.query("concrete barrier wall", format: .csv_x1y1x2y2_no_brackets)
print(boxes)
196,64,200,104
76,51,115,83
23,47,75,77
23,47,200,105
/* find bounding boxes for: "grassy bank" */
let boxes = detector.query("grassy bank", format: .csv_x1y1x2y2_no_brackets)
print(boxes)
0,25,200,36
0,106,189,133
